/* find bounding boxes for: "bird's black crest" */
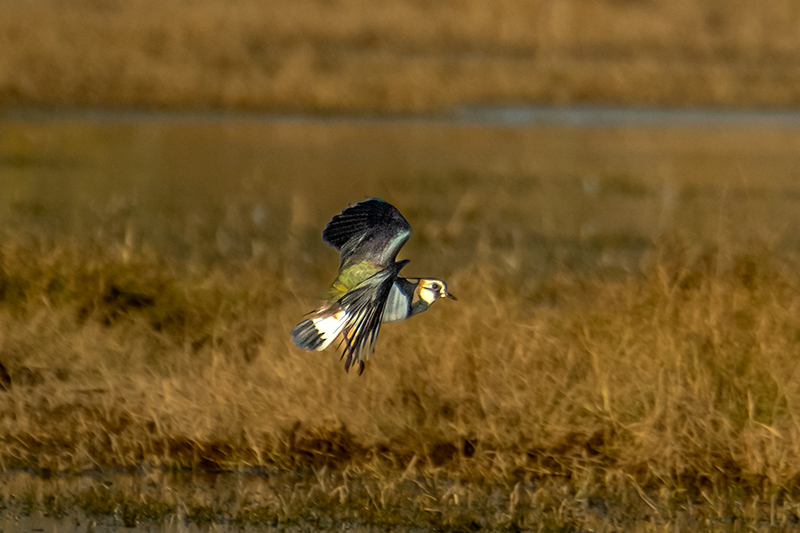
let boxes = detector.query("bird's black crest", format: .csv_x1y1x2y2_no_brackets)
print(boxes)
322,198,410,251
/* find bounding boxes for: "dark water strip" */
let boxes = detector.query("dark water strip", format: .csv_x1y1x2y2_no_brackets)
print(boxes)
452,105,800,128
4,105,800,128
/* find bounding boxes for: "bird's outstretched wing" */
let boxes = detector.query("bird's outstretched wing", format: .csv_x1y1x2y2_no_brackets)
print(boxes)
336,260,408,374
322,198,412,270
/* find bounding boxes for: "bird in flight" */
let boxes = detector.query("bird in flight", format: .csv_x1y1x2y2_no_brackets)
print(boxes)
291,198,456,374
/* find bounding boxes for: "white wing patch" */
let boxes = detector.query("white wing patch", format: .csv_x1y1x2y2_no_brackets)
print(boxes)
311,310,350,350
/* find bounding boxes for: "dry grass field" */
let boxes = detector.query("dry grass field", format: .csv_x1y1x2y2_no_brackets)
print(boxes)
3,227,800,529
3,0,800,112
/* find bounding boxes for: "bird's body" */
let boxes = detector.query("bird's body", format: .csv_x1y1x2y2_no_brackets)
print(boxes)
291,198,455,374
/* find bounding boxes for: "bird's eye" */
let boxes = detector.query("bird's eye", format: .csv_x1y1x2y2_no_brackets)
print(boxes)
430,283,440,291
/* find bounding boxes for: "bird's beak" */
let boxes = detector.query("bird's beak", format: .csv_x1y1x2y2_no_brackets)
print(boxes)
445,291,457,301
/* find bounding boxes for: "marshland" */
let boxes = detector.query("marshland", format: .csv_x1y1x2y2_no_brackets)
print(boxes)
4,2,800,532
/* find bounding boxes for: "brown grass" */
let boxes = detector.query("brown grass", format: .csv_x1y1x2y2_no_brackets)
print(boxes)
3,228,800,528
3,0,800,112
4,110,800,527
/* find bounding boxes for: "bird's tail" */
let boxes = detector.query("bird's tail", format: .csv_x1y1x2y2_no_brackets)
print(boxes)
291,309,349,351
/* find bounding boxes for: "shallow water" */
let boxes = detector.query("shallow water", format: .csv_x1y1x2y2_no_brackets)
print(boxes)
2,107,800,275
0,468,792,533
0,513,379,533
0,469,387,533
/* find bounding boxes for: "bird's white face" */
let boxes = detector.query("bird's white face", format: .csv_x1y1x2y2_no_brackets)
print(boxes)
418,278,457,304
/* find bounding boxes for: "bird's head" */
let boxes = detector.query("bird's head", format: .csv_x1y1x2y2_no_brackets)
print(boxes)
417,278,457,304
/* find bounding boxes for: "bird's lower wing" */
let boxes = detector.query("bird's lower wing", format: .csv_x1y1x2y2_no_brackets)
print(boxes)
335,261,407,374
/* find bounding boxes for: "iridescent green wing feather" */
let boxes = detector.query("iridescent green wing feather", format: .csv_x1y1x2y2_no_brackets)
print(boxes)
320,262,380,301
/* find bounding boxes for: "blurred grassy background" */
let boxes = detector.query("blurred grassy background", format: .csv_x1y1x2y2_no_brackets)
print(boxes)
4,0,800,529
2,0,800,112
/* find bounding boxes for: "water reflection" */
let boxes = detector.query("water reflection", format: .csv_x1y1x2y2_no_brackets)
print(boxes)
2,108,800,274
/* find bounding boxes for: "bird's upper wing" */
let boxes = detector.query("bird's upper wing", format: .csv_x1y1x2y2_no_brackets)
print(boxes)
335,259,409,374
322,198,412,270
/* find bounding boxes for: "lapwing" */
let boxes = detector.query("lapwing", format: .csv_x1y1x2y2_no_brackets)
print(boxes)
291,198,456,374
